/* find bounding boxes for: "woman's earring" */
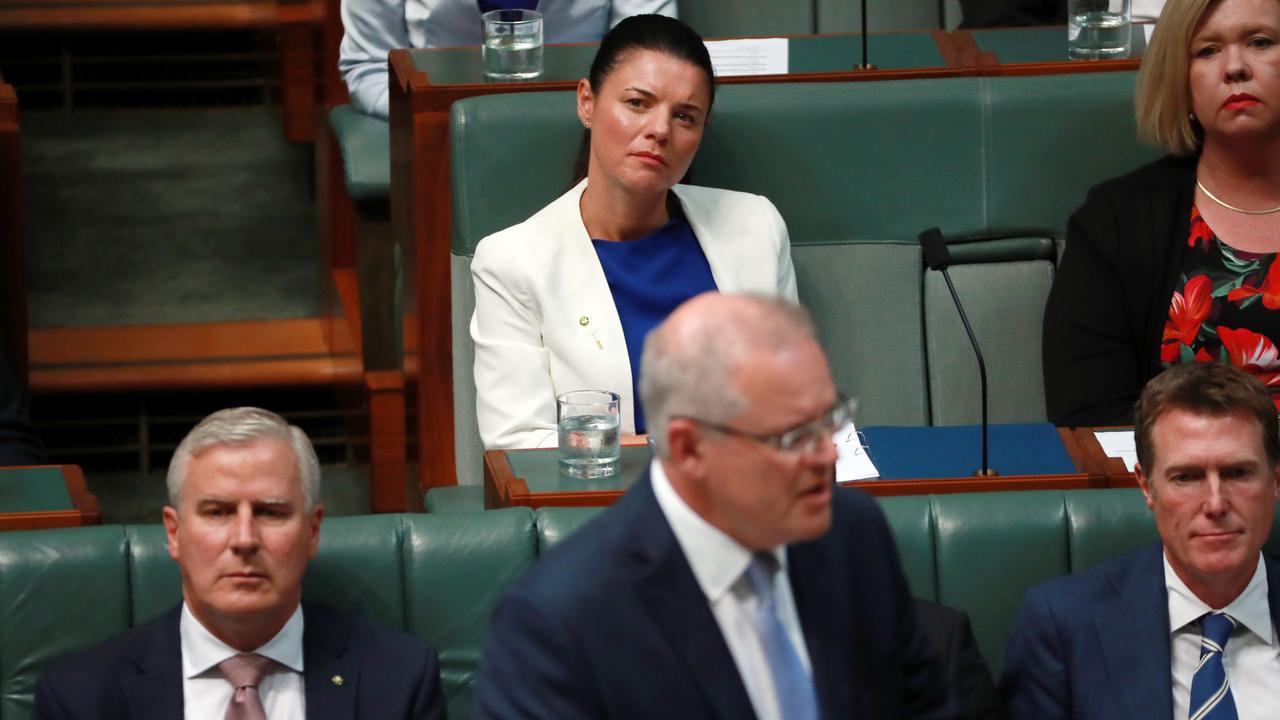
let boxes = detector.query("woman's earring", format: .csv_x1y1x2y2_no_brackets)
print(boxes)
584,121,591,129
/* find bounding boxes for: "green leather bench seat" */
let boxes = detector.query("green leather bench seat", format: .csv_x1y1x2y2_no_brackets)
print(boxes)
329,104,391,204
446,71,1162,483
10,489,1280,719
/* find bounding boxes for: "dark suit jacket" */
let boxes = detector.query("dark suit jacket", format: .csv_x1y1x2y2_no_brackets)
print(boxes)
916,600,1007,720
473,474,959,719
1000,544,1280,720
34,602,446,719
0,349,44,467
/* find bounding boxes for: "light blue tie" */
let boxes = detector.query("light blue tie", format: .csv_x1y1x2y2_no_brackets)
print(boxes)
1189,611,1239,720
744,554,821,720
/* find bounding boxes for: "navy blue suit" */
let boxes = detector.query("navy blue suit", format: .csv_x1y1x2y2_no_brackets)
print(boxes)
1001,544,1280,720
34,602,445,719
473,474,959,720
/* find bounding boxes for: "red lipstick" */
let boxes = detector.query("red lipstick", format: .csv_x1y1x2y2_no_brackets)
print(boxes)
633,151,667,167
1223,92,1260,110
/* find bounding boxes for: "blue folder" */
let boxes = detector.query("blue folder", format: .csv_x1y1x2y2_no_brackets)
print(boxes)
859,423,1076,480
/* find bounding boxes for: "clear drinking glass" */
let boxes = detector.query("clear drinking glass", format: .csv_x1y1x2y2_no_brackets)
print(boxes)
1067,0,1131,59
557,390,621,479
482,9,543,80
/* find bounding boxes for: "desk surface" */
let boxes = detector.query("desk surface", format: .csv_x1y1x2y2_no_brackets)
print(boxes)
484,426,1130,510
409,32,952,87
0,464,101,530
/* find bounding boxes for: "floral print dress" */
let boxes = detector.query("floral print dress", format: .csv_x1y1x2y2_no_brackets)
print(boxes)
1163,205,1280,407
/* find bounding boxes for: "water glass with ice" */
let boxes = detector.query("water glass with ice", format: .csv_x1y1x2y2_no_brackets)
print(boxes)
1068,0,1131,59
557,390,620,479
482,9,543,80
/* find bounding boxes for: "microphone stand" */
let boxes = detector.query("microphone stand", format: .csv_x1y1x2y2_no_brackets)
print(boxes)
856,0,877,70
918,228,996,477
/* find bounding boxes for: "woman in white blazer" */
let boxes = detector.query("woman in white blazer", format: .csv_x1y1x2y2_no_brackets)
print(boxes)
471,15,798,450
339,0,675,119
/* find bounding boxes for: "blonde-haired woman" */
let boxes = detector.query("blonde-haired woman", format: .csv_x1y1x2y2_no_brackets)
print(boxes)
1043,0,1280,426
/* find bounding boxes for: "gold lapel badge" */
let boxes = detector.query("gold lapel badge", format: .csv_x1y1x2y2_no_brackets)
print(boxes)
579,316,590,327
331,675,344,686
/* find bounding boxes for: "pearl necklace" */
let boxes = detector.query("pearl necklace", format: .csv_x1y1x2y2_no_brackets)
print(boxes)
1197,178,1280,215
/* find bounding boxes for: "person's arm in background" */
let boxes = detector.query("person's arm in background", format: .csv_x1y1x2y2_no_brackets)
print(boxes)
0,351,45,466
608,0,677,25
338,0,410,119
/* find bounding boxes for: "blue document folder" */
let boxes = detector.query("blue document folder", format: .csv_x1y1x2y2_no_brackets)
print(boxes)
859,423,1076,480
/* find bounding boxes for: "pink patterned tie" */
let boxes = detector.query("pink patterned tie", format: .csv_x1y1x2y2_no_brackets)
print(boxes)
218,653,277,720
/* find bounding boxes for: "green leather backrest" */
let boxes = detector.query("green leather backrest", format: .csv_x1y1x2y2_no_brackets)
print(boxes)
402,509,537,720
924,260,1054,424
329,104,392,203
0,526,132,719
795,242,929,425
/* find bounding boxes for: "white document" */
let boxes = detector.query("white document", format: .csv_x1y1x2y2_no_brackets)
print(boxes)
704,38,789,77
1094,430,1138,472
835,422,879,482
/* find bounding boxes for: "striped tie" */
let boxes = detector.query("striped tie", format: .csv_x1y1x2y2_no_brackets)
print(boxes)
1189,612,1239,720
744,554,820,720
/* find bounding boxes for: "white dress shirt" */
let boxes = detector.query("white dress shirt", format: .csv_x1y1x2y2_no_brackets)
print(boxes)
651,460,813,720
180,603,307,720
1165,553,1280,720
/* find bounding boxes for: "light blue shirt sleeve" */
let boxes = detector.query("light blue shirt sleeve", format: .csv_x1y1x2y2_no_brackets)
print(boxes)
338,0,677,119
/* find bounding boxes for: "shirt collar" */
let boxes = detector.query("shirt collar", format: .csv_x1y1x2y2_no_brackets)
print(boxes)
180,602,306,678
650,459,787,603
1164,551,1272,644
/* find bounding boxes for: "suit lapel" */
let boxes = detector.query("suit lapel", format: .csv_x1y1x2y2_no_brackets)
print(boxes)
121,608,185,719
302,603,359,720
1092,545,1173,720
630,477,757,720
1264,554,1280,640
787,539,843,718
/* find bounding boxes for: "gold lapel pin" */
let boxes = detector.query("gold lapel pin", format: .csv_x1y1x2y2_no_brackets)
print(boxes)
331,675,344,686
579,316,590,327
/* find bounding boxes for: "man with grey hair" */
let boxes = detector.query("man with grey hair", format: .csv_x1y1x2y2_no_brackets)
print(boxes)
475,293,959,719
36,407,445,719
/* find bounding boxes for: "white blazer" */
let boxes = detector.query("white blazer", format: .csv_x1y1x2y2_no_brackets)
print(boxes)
470,180,799,450
339,0,677,119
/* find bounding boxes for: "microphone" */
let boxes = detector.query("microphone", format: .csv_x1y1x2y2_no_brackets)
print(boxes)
918,227,996,477
857,0,876,70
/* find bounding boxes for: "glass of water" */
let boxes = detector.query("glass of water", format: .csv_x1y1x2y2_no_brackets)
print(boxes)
1067,0,1131,59
557,390,620,479
482,9,543,80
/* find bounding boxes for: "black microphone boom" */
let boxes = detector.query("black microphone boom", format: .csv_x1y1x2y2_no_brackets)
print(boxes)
918,227,996,477
857,0,876,70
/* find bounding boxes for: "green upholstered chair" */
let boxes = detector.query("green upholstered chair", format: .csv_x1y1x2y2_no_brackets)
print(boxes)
677,0,947,38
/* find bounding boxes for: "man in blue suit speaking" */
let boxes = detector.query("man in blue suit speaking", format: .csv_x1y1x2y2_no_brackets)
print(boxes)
35,407,445,719
474,293,959,720
1002,361,1280,719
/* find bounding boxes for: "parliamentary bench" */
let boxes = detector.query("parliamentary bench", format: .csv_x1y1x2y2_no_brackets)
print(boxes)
3,488,1276,719
429,70,1163,500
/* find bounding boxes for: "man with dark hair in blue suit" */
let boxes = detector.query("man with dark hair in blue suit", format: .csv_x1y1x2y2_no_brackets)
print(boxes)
35,407,445,719
1002,361,1280,719
474,292,959,720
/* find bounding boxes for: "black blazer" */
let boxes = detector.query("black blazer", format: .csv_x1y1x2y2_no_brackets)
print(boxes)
34,602,445,719
1042,155,1198,427
0,349,44,467
473,474,959,719
916,600,1007,720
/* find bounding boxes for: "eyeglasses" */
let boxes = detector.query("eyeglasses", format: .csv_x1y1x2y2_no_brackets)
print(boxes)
675,394,856,454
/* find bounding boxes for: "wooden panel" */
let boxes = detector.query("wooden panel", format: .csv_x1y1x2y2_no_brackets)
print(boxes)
28,318,361,391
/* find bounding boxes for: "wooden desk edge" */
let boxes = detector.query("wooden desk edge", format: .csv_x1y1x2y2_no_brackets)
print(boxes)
0,464,101,529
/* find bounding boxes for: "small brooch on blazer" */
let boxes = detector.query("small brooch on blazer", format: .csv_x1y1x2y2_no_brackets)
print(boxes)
579,316,603,349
